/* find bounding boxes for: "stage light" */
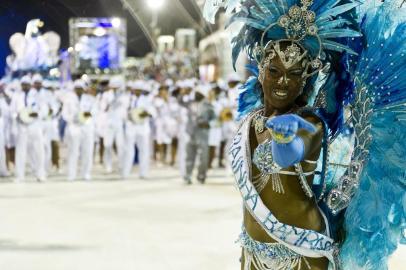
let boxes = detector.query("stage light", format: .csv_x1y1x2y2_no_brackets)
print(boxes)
147,0,165,10
94,27,107,37
111,18,121,28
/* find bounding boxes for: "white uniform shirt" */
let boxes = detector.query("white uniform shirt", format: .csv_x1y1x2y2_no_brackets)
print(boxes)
61,92,97,126
100,90,128,128
127,93,156,131
9,89,48,124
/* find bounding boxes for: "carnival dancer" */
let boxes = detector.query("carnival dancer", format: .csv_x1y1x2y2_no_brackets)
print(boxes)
10,75,47,182
204,1,406,269
62,79,97,181
100,76,127,173
183,84,215,184
122,80,156,179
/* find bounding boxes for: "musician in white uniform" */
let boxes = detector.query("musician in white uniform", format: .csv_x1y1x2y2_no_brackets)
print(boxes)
153,84,175,164
33,74,61,172
62,79,97,181
100,76,127,173
122,80,156,179
219,74,241,168
0,80,10,177
207,84,223,168
10,75,47,182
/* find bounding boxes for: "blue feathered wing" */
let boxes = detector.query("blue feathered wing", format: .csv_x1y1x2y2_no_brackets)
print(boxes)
339,3,406,269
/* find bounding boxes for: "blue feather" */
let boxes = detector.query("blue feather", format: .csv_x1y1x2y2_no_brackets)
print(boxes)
317,2,361,23
318,29,362,39
340,2,406,269
323,40,358,55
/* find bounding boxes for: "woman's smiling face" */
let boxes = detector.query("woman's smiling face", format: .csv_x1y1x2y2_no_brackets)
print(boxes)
261,43,307,111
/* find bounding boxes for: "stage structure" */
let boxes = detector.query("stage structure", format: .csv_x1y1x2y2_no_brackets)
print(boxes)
7,19,61,79
69,17,127,78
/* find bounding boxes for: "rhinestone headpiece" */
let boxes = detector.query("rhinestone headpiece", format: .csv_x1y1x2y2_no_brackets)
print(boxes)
278,0,318,41
255,0,323,78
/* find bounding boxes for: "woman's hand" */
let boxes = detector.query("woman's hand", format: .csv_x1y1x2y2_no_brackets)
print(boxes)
266,114,316,139
264,114,317,168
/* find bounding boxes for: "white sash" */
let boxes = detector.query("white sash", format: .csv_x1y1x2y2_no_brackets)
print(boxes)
228,114,337,268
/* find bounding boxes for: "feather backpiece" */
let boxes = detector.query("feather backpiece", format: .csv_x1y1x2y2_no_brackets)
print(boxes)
332,2,406,269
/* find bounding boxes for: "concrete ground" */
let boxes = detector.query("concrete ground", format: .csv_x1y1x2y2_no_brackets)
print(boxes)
0,165,403,270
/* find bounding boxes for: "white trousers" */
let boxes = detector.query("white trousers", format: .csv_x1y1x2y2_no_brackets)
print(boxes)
103,123,124,172
66,123,94,181
43,119,60,171
122,124,151,178
0,119,9,176
15,122,46,181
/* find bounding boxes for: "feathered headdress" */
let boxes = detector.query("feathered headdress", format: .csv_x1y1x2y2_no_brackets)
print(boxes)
204,0,361,135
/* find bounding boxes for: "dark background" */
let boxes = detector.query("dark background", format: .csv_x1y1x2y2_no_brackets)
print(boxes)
0,0,208,77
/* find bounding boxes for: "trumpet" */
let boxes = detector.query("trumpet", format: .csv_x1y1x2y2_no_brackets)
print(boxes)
77,111,92,125
18,108,36,125
129,108,148,124
220,108,233,122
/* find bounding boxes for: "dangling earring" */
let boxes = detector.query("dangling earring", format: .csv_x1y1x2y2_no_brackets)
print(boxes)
299,80,306,95
258,66,265,84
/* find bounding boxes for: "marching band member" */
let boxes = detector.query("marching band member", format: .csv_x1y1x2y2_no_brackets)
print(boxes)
62,79,97,181
99,76,127,173
0,80,10,177
48,81,63,171
218,74,241,168
153,84,176,165
207,84,223,169
33,74,61,172
10,75,47,182
168,84,182,167
122,80,156,179
4,80,18,170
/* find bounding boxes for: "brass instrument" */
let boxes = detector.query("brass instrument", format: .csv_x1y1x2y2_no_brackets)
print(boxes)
220,107,233,122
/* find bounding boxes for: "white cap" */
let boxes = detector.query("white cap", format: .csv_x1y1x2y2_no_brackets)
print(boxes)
20,75,32,84
73,79,86,89
184,79,196,89
126,81,133,88
0,78,7,86
43,80,53,89
217,80,228,90
164,78,174,87
196,84,210,98
132,80,149,92
109,75,125,89
227,73,241,83
32,74,43,83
